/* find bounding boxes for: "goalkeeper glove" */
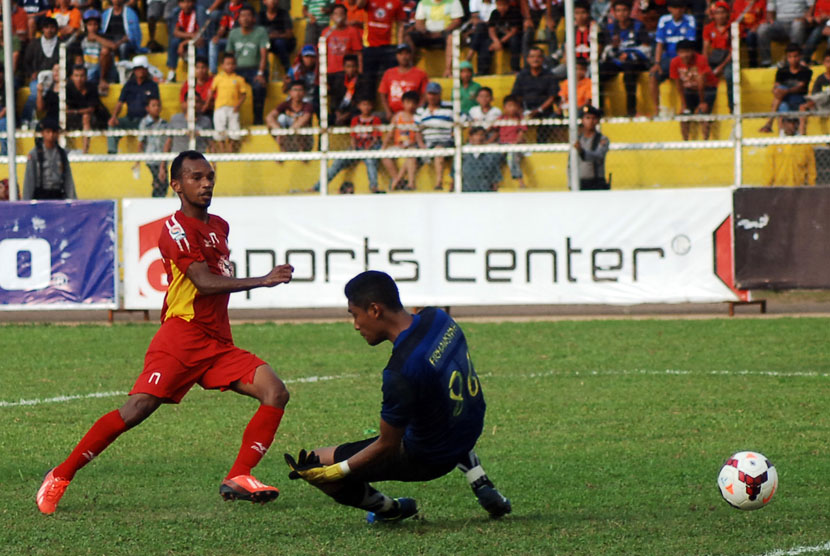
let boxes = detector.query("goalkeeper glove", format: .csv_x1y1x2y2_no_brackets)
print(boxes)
284,450,351,484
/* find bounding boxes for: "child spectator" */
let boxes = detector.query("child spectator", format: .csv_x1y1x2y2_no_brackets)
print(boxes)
321,3,364,75
285,44,320,112
798,51,830,134
496,94,527,188
100,0,145,63
136,97,169,197
258,0,295,74
167,0,208,82
559,58,592,110
22,119,76,200
378,43,429,119
312,97,386,192
209,0,243,73
330,53,373,125
466,86,502,141
206,53,246,152
760,43,812,133
49,0,82,41
764,117,816,185
649,0,696,117
359,0,407,88
473,0,522,75
226,5,269,125
180,56,214,117
551,0,591,79
416,81,454,190
303,0,333,46
266,80,315,152
382,90,424,190
107,55,160,153
702,1,732,112
670,39,718,140
462,126,502,191
79,9,116,92
21,16,60,127
459,61,481,115
731,0,766,67
599,0,650,117
408,0,464,77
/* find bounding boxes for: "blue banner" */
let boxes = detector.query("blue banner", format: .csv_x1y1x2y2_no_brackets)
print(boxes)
0,201,117,309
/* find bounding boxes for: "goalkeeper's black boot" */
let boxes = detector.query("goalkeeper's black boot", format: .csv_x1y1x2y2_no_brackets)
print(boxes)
366,498,418,523
471,475,512,518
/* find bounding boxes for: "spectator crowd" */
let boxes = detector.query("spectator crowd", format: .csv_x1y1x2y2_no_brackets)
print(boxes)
1,0,828,195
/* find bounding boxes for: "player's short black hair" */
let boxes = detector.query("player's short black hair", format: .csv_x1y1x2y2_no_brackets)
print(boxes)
612,0,631,8
170,150,208,182
71,64,87,74
343,53,359,65
478,86,493,96
573,0,589,11
195,55,209,66
401,90,420,103
288,79,307,90
503,94,520,105
786,43,801,54
345,271,404,311
238,3,256,15
331,2,347,12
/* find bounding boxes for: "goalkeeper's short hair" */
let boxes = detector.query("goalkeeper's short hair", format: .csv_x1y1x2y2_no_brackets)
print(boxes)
345,271,404,311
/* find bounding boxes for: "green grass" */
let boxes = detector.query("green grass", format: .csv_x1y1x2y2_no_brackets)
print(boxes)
2,318,830,556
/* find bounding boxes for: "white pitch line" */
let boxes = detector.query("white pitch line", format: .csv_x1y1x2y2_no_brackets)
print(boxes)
750,541,830,556
0,374,357,409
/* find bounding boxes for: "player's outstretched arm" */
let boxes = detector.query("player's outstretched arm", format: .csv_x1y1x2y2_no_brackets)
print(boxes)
186,261,293,295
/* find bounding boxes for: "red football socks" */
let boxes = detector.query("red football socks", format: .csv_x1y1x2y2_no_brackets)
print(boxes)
53,410,128,480
226,405,284,479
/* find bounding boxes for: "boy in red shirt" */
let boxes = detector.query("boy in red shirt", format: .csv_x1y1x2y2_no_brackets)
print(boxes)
702,0,732,111
378,43,428,119
36,151,294,515
496,94,527,188
321,3,364,75
670,39,718,140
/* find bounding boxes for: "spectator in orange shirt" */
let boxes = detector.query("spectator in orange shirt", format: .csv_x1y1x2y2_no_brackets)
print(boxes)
378,43,428,119
321,3,364,75
344,0,368,28
702,0,733,111
48,0,82,41
559,58,592,109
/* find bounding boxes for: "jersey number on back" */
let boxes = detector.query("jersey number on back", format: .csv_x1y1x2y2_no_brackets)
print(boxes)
448,352,481,417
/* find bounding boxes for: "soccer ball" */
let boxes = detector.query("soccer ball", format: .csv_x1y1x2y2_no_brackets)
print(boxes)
717,451,778,510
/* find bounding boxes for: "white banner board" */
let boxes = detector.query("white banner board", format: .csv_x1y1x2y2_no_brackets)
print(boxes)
122,189,738,310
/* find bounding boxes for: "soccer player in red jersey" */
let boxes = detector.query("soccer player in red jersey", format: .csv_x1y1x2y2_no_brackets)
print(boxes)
36,151,294,515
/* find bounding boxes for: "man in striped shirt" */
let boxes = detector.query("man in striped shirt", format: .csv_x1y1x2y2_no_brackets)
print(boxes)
415,81,454,190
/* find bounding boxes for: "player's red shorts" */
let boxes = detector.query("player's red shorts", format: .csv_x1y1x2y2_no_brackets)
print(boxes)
130,317,265,403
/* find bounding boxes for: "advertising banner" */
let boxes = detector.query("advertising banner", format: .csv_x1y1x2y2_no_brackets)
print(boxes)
0,201,117,309
734,187,830,289
123,190,739,310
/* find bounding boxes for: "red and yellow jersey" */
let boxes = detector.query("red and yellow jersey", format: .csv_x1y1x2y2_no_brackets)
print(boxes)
158,210,234,343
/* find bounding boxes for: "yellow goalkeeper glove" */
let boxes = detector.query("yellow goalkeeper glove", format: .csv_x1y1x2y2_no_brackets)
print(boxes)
284,450,351,484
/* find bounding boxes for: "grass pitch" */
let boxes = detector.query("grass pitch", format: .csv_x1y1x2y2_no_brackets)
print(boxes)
2,317,830,556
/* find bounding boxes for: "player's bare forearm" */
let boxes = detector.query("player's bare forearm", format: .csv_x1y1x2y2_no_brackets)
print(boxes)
186,261,293,295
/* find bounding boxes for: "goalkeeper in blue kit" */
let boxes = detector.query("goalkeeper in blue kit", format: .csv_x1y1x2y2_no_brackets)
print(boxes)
285,270,511,522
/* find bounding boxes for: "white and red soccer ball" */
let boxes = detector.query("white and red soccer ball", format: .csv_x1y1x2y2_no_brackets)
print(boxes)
717,451,778,510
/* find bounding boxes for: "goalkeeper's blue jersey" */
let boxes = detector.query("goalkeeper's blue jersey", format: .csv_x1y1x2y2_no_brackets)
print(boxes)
380,307,486,465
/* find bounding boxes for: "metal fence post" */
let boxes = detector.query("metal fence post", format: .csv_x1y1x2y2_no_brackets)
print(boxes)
59,43,67,149
589,21,599,110
452,29,462,193
731,21,742,187
187,37,196,150
318,36,329,196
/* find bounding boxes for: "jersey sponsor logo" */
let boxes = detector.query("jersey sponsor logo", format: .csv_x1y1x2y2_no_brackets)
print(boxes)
167,215,191,252
429,323,458,367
